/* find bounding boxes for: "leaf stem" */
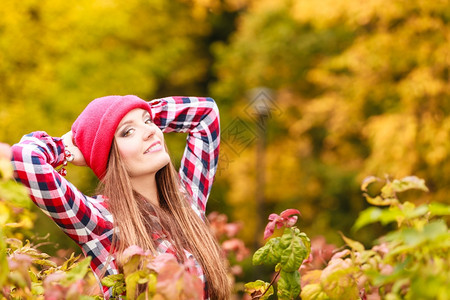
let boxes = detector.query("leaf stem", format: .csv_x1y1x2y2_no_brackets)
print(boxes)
260,269,281,298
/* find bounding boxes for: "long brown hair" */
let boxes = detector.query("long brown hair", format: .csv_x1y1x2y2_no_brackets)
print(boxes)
97,140,230,299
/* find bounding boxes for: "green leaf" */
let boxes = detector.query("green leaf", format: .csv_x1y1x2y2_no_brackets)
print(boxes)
280,228,310,272
385,220,448,251
6,238,23,249
379,208,404,225
61,253,81,271
404,203,428,220
371,257,411,286
277,270,301,300
61,256,92,285
29,270,38,283
101,274,124,287
365,194,398,206
253,243,270,266
361,176,381,192
146,273,157,296
339,232,365,252
31,282,44,295
353,206,407,231
113,282,127,298
126,270,149,300
380,183,396,200
275,263,282,272
423,220,448,240
244,280,274,300
428,202,450,216
353,207,383,231
0,228,9,287
253,237,281,266
320,259,359,300
33,259,58,268
300,283,329,300
391,176,429,193
123,254,142,277
399,228,423,246
8,270,28,288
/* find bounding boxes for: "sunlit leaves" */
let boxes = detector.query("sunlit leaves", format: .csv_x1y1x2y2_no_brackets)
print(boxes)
253,237,281,266
0,229,8,287
339,233,364,253
354,176,445,230
279,227,310,272
264,209,301,240
248,209,310,299
300,283,329,300
213,0,450,254
277,270,301,300
302,175,450,300
244,280,274,300
320,258,359,300
102,247,204,300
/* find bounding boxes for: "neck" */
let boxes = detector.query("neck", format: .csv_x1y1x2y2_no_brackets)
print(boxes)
130,173,159,207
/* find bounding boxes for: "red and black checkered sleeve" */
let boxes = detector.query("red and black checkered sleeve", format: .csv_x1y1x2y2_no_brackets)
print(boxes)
10,131,114,245
149,97,220,217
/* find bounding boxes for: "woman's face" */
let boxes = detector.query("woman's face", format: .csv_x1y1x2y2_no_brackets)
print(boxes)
114,108,170,178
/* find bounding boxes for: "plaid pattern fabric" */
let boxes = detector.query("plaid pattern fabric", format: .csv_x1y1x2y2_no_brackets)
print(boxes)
11,96,220,299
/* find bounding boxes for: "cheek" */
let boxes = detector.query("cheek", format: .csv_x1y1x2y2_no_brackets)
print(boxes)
117,140,140,162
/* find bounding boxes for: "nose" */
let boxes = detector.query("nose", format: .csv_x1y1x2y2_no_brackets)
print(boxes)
143,124,156,140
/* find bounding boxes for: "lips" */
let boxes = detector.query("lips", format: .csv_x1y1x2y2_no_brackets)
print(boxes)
144,141,163,154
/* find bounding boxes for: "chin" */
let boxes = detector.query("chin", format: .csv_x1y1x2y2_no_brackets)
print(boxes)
156,155,171,170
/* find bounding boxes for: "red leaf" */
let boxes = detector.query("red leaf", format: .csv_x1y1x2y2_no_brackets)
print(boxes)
224,223,242,237
222,238,250,261
121,245,146,262
264,209,301,239
264,219,277,240
280,209,301,219
147,253,177,273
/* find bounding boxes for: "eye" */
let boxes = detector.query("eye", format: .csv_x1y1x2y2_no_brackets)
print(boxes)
144,118,152,125
122,128,135,137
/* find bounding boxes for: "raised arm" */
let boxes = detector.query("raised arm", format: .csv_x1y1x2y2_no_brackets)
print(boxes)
11,131,113,242
149,96,220,215
10,132,118,292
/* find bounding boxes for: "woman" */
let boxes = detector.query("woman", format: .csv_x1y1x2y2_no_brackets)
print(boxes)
11,95,230,299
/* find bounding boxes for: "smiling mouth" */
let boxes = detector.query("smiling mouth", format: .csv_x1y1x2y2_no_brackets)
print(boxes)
144,142,163,154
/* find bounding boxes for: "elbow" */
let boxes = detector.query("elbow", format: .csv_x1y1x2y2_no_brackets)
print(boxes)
206,97,220,140
206,97,220,118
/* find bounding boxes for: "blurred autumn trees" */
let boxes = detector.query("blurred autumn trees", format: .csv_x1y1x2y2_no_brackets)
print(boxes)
1,0,450,253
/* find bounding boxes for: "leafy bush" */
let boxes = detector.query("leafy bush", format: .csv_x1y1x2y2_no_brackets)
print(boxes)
1,143,99,299
245,176,449,300
244,209,311,299
2,139,449,300
0,142,250,299
101,213,250,299
299,176,450,300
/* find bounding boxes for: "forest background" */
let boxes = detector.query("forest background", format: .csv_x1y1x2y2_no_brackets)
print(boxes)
1,0,450,287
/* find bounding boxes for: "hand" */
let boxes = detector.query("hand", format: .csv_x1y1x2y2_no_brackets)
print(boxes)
61,131,87,167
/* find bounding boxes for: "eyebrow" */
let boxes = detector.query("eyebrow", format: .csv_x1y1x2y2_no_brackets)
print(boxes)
116,110,150,134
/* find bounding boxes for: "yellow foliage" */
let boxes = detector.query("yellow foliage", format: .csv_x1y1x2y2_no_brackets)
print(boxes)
292,0,404,28
363,114,418,177
222,148,258,243
3,0,450,253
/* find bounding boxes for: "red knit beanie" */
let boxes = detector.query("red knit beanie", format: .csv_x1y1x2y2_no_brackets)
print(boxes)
71,95,152,179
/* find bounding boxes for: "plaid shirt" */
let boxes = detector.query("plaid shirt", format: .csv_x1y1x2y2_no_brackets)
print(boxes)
11,96,220,299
